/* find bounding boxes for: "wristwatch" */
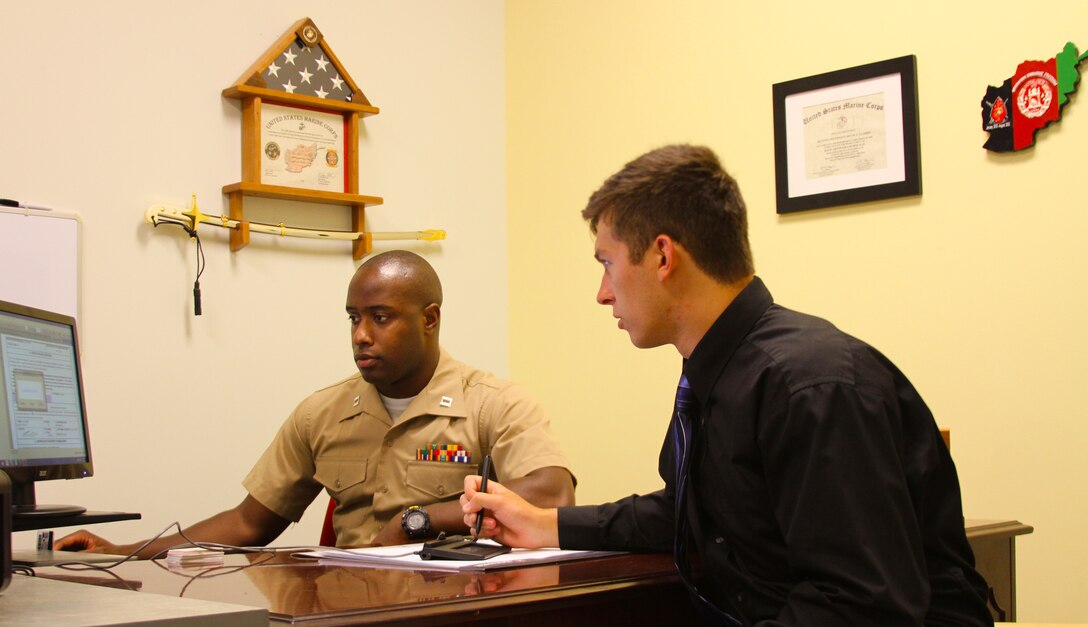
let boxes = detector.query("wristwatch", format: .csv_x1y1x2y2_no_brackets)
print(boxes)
401,505,432,540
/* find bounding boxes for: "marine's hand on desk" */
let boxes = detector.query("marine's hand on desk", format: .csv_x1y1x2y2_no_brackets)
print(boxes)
53,529,129,555
461,476,559,549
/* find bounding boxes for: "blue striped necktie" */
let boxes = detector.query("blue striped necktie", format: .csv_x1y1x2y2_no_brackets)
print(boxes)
671,373,742,626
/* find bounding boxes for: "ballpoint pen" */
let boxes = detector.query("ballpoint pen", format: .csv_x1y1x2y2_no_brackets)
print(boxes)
474,454,492,540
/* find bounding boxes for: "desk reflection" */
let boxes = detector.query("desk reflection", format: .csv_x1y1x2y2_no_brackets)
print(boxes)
38,550,691,625
238,553,561,617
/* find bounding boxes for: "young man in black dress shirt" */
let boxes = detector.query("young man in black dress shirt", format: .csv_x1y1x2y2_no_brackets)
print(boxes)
462,144,993,626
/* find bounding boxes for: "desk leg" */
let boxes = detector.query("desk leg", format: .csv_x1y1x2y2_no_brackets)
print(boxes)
969,535,1016,621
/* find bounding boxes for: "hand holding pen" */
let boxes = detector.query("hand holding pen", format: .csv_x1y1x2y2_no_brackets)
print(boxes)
461,460,560,549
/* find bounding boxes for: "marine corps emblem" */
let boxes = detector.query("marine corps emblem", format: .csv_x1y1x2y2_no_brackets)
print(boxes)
989,96,1007,124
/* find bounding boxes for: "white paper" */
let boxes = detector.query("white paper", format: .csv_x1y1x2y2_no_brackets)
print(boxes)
296,541,625,572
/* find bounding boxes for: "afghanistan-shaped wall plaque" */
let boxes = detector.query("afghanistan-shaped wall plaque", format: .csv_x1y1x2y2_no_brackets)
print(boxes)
981,42,1087,152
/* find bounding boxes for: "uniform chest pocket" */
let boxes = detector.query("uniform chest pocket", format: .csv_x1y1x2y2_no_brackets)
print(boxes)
405,461,478,499
314,457,368,495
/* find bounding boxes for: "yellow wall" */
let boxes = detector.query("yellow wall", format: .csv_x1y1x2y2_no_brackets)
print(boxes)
507,1,1088,622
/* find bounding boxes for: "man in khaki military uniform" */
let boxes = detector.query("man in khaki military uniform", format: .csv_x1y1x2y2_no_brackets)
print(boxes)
56,251,574,556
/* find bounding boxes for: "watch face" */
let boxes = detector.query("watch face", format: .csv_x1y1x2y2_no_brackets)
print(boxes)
405,511,426,531
402,506,430,538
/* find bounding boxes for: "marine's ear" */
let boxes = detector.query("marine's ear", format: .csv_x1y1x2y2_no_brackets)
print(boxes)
422,303,441,334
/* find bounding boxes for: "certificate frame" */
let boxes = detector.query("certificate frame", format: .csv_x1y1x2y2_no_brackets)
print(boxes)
258,101,348,194
772,55,921,214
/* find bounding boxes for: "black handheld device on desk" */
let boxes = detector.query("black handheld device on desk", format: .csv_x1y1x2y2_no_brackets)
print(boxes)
419,454,510,561
419,535,511,560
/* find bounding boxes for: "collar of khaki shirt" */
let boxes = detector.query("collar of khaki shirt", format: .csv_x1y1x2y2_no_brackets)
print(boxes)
336,348,470,427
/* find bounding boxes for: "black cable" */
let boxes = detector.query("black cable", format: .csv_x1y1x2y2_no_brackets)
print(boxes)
11,564,36,576
149,217,205,316
192,230,204,316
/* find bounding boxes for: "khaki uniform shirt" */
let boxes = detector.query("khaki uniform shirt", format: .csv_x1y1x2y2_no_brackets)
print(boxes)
243,349,571,546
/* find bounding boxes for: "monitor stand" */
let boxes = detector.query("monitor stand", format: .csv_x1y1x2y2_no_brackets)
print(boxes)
8,478,88,519
12,503,88,519
3,474,140,533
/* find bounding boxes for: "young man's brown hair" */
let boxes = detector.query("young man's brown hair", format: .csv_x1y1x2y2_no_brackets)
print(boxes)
582,144,754,283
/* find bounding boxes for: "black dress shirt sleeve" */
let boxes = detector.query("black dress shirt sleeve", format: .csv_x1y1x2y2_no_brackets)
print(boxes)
557,489,674,552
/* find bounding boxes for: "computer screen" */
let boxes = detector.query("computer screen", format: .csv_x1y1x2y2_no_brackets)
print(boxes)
0,299,92,518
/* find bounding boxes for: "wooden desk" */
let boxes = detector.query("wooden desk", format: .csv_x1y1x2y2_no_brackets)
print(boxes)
29,519,1029,625
966,518,1033,622
36,551,700,625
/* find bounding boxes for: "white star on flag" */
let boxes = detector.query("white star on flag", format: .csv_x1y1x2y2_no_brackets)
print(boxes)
264,43,353,102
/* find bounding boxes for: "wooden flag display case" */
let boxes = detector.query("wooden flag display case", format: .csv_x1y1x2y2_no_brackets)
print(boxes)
222,17,382,259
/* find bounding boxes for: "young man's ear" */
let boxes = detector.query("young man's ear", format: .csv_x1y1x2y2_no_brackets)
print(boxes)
653,234,678,280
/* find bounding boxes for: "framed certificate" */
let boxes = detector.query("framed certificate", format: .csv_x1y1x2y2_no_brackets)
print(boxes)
259,102,347,193
772,55,921,214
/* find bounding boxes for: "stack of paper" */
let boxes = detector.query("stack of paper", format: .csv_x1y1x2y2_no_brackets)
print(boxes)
164,547,225,567
297,541,624,572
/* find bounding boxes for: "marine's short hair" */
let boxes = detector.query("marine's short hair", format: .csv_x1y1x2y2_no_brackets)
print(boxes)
357,250,443,308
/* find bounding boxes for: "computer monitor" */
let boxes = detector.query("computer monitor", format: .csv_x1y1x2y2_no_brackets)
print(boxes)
0,299,92,518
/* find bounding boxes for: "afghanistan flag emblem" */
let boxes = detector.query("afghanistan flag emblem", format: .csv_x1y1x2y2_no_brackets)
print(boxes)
982,42,1088,151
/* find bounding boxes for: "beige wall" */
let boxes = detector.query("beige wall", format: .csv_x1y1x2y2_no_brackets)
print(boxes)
7,0,507,549
507,1,1087,622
